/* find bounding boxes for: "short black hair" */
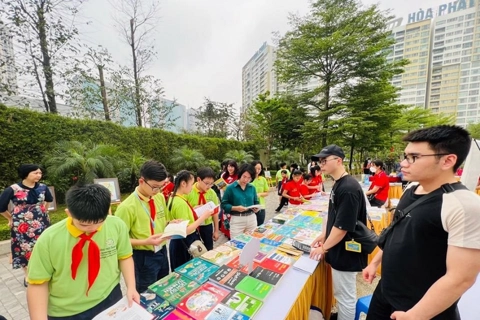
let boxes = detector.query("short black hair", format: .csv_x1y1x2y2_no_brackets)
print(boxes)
290,163,298,170
292,169,302,176
66,184,110,223
310,165,320,176
140,160,167,182
281,170,287,174
302,173,312,181
403,125,471,171
251,160,264,177
197,167,216,180
169,170,194,211
237,163,256,181
372,159,384,169
279,162,287,168
18,164,42,179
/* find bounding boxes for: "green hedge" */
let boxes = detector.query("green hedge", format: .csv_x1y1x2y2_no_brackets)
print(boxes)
0,104,256,189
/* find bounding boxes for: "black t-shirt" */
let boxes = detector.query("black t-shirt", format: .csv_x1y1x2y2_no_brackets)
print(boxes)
381,185,459,318
325,175,368,271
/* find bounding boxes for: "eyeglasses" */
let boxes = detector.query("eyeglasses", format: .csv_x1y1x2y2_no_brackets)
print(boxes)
143,179,163,192
201,180,215,187
319,157,339,166
403,153,450,164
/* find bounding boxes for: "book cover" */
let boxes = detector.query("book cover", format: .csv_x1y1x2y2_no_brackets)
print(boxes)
214,245,241,256
226,256,259,274
260,233,284,247
259,258,290,274
293,229,321,245
267,251,298,265
249,266,283,286
149,273,200,306
214,178,227,189
274,225,300,238
177,282,230,320
253,251,268,263
272,213,295,224
233,234,252,243
234,276,273,301
140,289,175,320
276,243,303,257
175,258,220,284
209,265,247,290
258,243,275,255
248,226,272,239
200,249,238,266
260,221,281,230
204,304,250,320
162,221,188,240
221,291,263,318
224,239,246,250
163,308,195,320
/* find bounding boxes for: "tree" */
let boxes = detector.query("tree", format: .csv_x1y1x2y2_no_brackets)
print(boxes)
467,123,480,140
112,0,161,127
194,98,233,139
275,0,407,146
224,150,254,164
170,147,206,172
44,140,121,184
270,149,300,168
1,0,83,113
248,93,308,160
117,150,146,191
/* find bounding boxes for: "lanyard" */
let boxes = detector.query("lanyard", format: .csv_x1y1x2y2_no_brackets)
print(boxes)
135,192,155,233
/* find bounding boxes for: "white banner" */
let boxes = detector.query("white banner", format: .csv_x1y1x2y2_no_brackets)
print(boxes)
460,139,480,190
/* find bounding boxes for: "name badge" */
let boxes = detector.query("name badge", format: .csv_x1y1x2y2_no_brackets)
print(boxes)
345,240,361,253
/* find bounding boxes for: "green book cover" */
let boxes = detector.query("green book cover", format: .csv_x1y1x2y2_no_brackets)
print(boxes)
234,276,273,301
221,290,263,318
175,257,220,284
148,272,200,306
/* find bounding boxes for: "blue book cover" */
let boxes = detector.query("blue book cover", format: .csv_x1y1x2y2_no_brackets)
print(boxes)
140,289,175,319
175,257,220,284
205,304,250,320
225,239,246,250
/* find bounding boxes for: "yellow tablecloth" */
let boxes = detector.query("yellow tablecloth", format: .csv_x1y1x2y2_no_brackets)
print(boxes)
388,184,403,201
476,189,480,195
367,209,392,275
286,260,334,320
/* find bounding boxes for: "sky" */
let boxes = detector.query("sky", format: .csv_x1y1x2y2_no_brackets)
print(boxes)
77,0,446,110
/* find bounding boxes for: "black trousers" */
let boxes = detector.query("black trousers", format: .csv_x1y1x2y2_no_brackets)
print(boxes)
48,284,122,320
368,281,460,320
199,223,214,251
132,246,169,293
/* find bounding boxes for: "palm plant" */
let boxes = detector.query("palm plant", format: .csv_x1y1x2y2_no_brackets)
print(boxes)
224,150,254,164
270,148,298,167
44,140,120,184
118,151,147,191
205,159,221,172
170,146,206,172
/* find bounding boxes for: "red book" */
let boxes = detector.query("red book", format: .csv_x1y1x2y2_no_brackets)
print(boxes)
164,308,195,320
226,256,260,274
258,258,290,274
177,282,230,320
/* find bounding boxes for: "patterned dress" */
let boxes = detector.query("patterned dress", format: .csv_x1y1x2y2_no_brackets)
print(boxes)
0,183,53,269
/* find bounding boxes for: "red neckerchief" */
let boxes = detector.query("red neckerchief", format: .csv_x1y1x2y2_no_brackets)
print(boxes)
198,191,207,205
138,193,156,235
71,231,100,296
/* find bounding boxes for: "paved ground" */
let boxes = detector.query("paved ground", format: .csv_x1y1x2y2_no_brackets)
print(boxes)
0,182,378,319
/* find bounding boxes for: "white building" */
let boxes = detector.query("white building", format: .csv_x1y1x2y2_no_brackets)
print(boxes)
0,21,17,95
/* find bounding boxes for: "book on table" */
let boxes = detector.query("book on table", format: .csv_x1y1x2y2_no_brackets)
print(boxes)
267,250,298,265
204,304,250,320
140,289,175,319
175,258,220,284
176,282,231,320
209,265,247,290
234,276,273,301
233,234,253,243
148,273,200,306
221,290,263,318
247,226,273,239
223,239,246,250
226,256,260,274
163,308,195,319
249,266,283,286
258,257,290,274
200,245,241,266
92,296,154,320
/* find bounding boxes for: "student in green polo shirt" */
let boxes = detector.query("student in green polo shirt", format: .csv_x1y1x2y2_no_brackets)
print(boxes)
167,170,214,270
186,167,220,250
115,160,170,293
250,160,269,226
26,184,137,319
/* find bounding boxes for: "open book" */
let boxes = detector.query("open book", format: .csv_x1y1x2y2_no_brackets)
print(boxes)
161,220,188,240
195,201,219,216
93,296,153,320
214,178,227,189
247,204,265,210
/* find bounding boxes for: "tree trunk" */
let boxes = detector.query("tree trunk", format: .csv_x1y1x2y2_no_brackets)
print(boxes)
98,65,110,121
321,80,331,147
37,6,57,113
349,133,355,171
130,18,142,127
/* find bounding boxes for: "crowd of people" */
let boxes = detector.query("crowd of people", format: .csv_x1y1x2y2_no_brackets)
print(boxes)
0,125,479,320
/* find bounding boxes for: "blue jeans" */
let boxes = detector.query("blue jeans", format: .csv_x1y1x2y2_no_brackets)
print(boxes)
132,246,169,293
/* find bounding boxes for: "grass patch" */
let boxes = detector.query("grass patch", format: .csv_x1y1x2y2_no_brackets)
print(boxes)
0,194,128,241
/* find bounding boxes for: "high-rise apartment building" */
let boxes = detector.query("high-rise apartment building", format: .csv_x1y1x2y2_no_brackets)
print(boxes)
242,42,277,112
0,21,17,94
387,0,480,126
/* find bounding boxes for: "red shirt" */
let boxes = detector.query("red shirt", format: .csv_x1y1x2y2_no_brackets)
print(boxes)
223,173,238,185
162,182,174,201
283,180,302,205
308,175,323,194
299,184,310,197
370,171,390,202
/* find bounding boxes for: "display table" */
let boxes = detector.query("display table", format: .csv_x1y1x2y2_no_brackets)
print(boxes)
367,208,391,275
476,188,480,195
255,259,333,320
388,183,403,201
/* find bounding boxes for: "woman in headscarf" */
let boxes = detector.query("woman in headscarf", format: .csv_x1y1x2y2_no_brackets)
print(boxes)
0,164,53,286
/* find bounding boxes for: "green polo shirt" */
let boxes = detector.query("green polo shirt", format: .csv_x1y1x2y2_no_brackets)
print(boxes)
276,169,290,181
186,183,219,226
221,181,259,213
115,188,168,251
251,176,269,206
166,195,196,235
27,216,132,317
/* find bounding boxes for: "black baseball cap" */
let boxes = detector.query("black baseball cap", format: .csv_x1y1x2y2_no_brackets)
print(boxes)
312,145,345,160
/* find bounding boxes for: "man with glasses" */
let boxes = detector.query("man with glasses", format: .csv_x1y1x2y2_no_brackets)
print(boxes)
186,167,220,250
115,160,170,292
309,145,368,320
363,125,480,320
